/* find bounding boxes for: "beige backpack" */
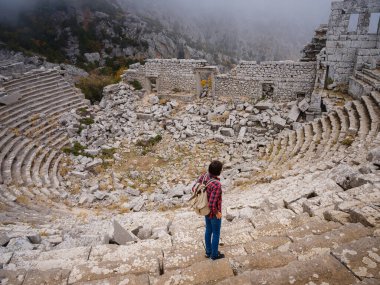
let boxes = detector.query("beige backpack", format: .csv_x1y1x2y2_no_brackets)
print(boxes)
189,175,216,216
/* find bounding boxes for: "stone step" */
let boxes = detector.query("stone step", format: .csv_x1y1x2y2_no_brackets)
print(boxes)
362,68,380,82
349,77,374,98
0,136,22,184
336,107,349,140
17,100,85,138
31,147,51,187
356,71,380,89
152,258,234,285
5,76,66,97
352,100,370,139
300,124,314,154
22,145,42,186
370,91,380,107
0,87,74,123
13,141,37,186
2,137,31,185
2,70,57,92
5,78,64,101
50,154,63,188
345,102,360,136
332,236,380,280
218,254,358,285
2,93,82,128
288,223,373,256
362,95,380,141
40,149,58,187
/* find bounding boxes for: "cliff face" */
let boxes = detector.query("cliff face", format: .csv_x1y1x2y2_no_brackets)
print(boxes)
0,0,228,70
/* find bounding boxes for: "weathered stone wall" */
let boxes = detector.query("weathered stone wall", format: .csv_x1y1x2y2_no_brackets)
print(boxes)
215,61,317,101
123,59,207,94
325,0,380,84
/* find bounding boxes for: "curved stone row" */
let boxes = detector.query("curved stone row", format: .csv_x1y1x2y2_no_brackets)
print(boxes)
263,92,380,175
0,209,377,284
0,70,88,193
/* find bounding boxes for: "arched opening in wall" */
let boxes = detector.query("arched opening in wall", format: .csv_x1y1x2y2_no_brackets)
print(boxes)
147,77,157,94
368,13,380,34
262,83,274,99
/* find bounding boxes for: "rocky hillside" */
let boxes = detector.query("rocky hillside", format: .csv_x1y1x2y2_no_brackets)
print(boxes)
0,0,227,71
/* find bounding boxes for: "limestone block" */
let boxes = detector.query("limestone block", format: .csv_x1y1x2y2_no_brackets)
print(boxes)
112,220,138,245
348,205,380,227
367,147,380,163
329,164,367,190
244,236,290,254
332,237,380,280
220,128,234,137
288,104,301,122
298,99,310,112
255,101,274,110
151,259,233,285
272,115,286,129
0,233,10,246
220,255,357,285
238,127,247,139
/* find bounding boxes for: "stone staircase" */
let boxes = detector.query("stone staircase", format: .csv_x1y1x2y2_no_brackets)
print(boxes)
349,66,380,99
0,70,88,194
262,91,380,177
0,209,378,284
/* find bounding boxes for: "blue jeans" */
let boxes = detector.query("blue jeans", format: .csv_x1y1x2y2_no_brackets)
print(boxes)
205,216,221,259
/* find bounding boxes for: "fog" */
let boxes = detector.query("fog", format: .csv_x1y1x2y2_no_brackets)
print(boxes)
0,0,334,61
120,0,333,60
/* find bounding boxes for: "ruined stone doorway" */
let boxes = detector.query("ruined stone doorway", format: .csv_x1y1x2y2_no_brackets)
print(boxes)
146,77,157,94
194,66,218,98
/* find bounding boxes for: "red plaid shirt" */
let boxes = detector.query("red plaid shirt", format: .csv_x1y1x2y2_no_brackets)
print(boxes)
192,173,222,218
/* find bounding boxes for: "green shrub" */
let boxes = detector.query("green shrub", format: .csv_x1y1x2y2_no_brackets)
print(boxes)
76,75,115,104
79,117,94,125
136,134,163,155
341,136,354,146
129,80,142,90
101,148,117,159
62,142,90,157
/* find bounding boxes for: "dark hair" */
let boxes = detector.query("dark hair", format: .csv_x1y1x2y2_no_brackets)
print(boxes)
208,160,223,176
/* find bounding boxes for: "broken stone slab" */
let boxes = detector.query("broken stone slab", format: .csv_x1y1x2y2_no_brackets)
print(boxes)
272,115,286,129
22,268,71,285
27,233,42,244
308,92,322,112
214,104,227,115
112,220,138,245
332,236,380,280
125,187,140,196
220,128,234,137
238,127,247,139
84,149,100,156
6,237,34,251
0,233,10,246
85,158,103,170
152,258,234,285
298,99,310,112
255,101,273,110
329,164,367,190
70,171,89,180
367,147,380,163
0,252,12,267
287,104,301,122
219,254,357,285
323,210,351,224
231,250,296,273
348,205,380,227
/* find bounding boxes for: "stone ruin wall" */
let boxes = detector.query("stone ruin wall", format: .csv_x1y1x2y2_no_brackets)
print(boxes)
124,59,207,94
324,0,380,84
124,59,317,102
215,61,317,101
